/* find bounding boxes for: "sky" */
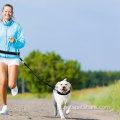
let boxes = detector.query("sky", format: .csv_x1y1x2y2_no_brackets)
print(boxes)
0,0,120,71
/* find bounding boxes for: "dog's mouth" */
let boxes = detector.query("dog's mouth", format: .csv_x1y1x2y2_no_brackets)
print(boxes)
61,89,67,93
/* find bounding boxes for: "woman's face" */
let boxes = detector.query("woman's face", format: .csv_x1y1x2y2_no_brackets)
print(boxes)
2,6,13,22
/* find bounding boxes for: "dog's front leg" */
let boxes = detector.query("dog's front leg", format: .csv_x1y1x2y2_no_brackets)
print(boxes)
57,105,65,119
54,104,57,116
65,104,71,115
53,97,57,116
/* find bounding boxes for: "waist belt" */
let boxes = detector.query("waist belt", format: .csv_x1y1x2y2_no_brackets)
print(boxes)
0,50,20,56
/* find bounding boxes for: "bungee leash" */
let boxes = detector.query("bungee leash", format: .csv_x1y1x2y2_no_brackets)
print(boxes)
19,57,55,90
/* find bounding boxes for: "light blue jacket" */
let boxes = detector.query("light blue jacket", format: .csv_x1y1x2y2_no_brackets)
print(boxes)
0,18,25,58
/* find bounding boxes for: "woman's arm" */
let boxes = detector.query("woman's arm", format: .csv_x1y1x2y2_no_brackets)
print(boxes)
12,25,26,49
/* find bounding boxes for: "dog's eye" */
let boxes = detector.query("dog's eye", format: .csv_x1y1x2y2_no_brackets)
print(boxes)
60,84,62,85
65,84,67,85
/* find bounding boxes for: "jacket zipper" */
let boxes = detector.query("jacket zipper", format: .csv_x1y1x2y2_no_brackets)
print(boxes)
5,26,8,58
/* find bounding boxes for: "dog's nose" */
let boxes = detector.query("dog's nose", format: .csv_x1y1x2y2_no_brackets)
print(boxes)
63,86,65,90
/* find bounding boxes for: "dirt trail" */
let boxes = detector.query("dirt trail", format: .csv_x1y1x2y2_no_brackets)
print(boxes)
0,98,119,120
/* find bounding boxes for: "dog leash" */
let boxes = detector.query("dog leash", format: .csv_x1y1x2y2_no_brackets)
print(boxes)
0,50,70,95
19,57,55,90
20,58,70,95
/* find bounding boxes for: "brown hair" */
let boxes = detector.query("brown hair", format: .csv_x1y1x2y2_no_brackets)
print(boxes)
1,4,13,21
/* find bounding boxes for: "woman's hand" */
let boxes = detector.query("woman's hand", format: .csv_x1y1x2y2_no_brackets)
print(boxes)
9,37,15,43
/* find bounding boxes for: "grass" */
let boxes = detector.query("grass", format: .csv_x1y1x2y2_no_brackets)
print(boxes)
71,86,108,102
71,81,120,112
7,92,52,99
7,80,120,111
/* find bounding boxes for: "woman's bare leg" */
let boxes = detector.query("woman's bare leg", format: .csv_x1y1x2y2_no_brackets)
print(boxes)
0,62,7,105
8,65,19,89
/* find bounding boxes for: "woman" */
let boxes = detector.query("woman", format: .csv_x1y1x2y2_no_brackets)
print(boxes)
0,4,25,114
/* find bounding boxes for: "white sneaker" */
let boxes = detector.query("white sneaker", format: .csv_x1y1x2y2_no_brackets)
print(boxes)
0,108,8,115
11,86,18,96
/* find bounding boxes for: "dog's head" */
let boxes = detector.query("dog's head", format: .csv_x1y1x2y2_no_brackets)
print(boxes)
55,78,72,94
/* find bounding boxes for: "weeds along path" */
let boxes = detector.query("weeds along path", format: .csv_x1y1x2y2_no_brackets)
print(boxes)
0,98,119,120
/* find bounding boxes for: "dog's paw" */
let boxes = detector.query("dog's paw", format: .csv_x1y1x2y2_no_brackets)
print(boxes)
61,116,66,119
65,110,70,115
54,111,57,116
57,113,60,118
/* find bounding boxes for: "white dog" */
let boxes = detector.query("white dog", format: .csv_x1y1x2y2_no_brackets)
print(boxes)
52,78,72,119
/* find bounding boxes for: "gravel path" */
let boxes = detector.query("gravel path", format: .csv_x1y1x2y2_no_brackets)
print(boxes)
0,98,119,120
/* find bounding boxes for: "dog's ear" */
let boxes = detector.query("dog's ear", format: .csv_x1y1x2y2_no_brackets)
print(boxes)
69,83,72,89
63,78,67,81
55,82,59,88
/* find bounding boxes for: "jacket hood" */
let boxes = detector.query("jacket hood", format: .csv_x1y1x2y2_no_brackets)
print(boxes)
3,18,14,26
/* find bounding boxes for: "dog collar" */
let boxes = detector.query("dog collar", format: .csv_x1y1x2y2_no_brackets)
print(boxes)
57,90,70,95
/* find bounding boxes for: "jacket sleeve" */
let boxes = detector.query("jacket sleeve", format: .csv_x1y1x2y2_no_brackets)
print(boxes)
13,24,26,49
